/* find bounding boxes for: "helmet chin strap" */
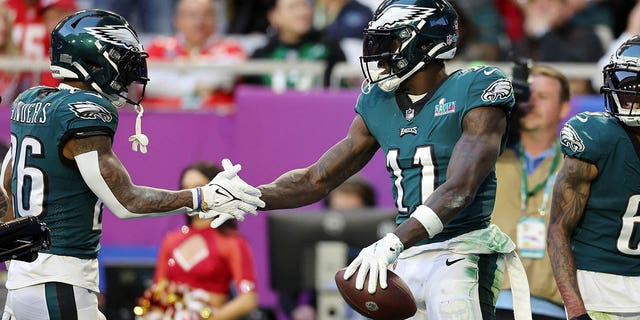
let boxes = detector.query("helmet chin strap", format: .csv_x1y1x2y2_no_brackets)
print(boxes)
128,103,149,153
378,61,426,92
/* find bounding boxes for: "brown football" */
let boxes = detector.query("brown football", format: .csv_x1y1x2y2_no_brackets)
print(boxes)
334,267,417,320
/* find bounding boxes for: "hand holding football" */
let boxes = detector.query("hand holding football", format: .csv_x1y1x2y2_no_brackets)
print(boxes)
335,267,417,320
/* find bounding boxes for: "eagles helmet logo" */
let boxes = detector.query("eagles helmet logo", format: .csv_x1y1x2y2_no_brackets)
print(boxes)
69,101,113,123
370,4,436,29
560,124,585,153
85,25,143,52
481,79,512,103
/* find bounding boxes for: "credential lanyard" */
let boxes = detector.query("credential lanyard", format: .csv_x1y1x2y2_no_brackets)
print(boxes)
519,143,561,215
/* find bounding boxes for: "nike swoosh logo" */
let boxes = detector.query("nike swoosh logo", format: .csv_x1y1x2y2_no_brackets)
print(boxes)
576,115,588,123
445,257,464,266
212,185,241,205
483,68,497,75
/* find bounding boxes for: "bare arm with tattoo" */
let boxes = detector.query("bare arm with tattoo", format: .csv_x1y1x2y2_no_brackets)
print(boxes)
258,114,380,210
547,156,598,319
395,106,507,247
63,135,194,215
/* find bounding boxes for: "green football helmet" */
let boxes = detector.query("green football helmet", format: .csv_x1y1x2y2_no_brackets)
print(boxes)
360,0,458,92
50,9,149,106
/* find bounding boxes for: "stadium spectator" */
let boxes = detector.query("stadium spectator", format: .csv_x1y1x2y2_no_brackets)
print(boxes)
8,0,43,59
594,1,640,90
139,161,258,320
91,0,175,35
493,65,570,320
38,0,76,87
249,0,345,90
313,0,372,41
1,10,262,319
512,0,606,63
323,175,377,210
144,0,246,113
7,0,45,87
234,1,531,318
312,0,372,67
0,1,23,105
451,0,507,61
5,0,75,88
548,35,640,320
226,0,271,35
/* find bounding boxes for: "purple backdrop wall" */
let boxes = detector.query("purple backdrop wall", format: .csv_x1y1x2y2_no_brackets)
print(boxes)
0,86,394,312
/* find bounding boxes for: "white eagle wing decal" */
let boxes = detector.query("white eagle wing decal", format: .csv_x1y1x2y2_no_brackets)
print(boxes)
560,124,585,153
370,4,435,29
85,25,143,51
481,79,512,103
69,101,113,123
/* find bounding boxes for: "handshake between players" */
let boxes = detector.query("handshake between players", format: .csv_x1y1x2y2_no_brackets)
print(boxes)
195,159,265,228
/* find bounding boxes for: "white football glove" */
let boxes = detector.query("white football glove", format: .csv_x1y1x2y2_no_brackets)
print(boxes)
193,159,265,228
343,233,404,294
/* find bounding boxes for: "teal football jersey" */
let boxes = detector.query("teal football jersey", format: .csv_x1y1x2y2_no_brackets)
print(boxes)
356,66,514,245
559,112,640,276
9,85,118,259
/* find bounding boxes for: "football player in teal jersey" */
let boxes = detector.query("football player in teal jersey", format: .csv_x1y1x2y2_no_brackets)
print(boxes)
548,35,640,320
0,9,264,320
237,0,530,318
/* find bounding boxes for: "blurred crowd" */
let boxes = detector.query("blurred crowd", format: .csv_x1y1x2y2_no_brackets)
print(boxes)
0,0,636,112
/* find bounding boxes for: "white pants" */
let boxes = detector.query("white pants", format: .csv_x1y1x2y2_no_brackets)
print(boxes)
2,283,106,320
394,249,504,320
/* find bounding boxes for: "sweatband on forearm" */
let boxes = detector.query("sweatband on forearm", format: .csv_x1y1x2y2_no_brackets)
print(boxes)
411,205,444,238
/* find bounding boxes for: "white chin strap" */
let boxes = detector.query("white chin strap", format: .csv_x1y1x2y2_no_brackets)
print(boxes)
128,103,149,153
619,117,640,126
378,61,426,92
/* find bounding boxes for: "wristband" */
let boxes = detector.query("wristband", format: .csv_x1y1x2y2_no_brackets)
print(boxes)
191,188,200,211
197,187,209,211
411,205,443,238
191,187,207,212
570,314,592,320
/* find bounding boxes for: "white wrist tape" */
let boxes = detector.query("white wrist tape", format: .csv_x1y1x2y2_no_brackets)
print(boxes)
411,205,443,238
191,188,199,211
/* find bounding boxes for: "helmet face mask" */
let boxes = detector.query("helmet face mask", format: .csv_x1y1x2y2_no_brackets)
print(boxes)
50,9,149,106
360,0,458,93
602,35,640,127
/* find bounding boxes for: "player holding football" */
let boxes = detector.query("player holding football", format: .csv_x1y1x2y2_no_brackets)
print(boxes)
0,9,264,319
548,35,640,320
229,0,531,319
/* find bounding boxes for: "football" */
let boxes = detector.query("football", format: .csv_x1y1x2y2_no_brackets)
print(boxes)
334,267,417,320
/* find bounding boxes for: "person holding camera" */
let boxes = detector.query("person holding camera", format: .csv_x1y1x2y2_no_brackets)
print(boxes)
492,65,571,319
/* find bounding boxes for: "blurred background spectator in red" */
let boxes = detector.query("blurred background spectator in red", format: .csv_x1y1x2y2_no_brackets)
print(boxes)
139,161,259,320
5,0,74,89
38,0,76,86
8,0,43,59
144,0,246,113
0,0,23,106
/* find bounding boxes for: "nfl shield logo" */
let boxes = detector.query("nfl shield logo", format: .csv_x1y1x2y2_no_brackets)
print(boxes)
405,108,415,121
